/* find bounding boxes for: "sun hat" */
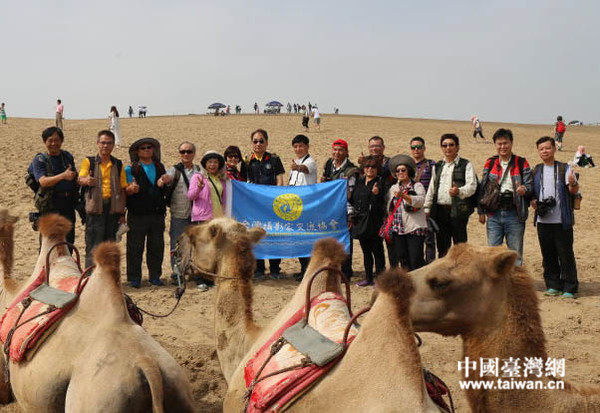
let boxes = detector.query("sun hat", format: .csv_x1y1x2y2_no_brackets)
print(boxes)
201,150,225,170
389,154,417,178
128,137,161,163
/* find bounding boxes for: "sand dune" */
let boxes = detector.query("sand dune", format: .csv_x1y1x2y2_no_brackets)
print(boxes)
0,114,598,411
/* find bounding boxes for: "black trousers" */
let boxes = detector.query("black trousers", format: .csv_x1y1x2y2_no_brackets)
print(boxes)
126,213,165,283
392,233,425,271
84,200,120,267
256,259,281,274
342,233,353,279
434,207,468,258
358,235,385,281
473,129,485,139
298,257,310,275
424,222,436,264
537,223,578,293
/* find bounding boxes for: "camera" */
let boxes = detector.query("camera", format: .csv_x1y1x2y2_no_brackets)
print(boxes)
536,197,556,217
29,212,40,231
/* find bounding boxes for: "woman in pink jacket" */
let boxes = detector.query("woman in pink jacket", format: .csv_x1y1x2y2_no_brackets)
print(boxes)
187,151,227,223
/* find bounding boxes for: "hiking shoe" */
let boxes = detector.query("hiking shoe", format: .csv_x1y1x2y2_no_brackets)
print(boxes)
270,272,284,280
544,288,562,296
356,280,374,287
129,281,141,289
149,279,165,286
197,283,209,292
253,272,266,281
562,292,576,299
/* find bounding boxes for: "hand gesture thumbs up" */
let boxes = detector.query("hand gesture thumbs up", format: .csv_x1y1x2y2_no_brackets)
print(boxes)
372,182,380,195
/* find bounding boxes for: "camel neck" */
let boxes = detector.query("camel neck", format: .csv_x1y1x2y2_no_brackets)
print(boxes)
463,274,547,361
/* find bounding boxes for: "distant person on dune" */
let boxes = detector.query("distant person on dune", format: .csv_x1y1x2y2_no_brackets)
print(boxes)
0,102,6,124
573,145,595,168
56,99,64,130
128,106,134,118
301,105,309,131
254,102,259,114
554,115,566,151
471,115,486,142
311,105,321,131
109,106,122,147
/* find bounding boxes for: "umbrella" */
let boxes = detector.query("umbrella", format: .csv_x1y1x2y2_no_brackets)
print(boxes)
266,101,283,107
208,103,226,109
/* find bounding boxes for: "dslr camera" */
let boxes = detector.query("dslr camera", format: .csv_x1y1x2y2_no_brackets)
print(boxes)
536,197,556,217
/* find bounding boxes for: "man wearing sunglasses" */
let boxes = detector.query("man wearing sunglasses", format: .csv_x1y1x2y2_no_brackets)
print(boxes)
410,137,437,263
424,134,478,258
246,129,285,279
165,142,202,281
125,138,172,288
78,130,130,267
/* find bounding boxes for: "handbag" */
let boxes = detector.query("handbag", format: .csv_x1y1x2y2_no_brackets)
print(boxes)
479,179,500,212
379,198,403,244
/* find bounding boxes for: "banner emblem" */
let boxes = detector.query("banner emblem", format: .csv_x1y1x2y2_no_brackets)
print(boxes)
273,193,303,221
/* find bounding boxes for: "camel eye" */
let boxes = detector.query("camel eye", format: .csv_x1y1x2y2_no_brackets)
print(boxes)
428,277,452,292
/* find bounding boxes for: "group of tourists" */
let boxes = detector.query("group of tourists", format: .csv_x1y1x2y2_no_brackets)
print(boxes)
28,124,582,298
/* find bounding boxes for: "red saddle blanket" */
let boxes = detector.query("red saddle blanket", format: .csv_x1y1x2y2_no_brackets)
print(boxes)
244,292,358,412
0,267,84,363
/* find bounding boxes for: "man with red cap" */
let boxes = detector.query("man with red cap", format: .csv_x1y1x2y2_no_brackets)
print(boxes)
321,138,359,278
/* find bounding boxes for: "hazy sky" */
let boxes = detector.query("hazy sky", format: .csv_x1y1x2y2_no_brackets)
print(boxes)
2,1,599,123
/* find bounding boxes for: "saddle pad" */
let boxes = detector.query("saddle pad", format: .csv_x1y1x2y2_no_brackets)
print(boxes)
0,268,83,363
244,292,359,412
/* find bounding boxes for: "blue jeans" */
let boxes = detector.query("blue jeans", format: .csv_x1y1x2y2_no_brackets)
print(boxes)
486,208,525,265
170,216,192,271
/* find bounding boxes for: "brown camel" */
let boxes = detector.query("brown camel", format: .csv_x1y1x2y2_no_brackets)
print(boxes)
0,211,194,412
181,217,442,412
409,243,600,413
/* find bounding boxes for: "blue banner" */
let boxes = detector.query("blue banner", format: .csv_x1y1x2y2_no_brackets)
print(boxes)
228,180,350,259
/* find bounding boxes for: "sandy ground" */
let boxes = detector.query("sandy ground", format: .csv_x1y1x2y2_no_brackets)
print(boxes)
0,114,599,412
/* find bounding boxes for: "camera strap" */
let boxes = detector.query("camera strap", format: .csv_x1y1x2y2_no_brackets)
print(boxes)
540,163,558,200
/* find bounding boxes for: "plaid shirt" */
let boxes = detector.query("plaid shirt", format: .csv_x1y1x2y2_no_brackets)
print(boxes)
390,181,428,236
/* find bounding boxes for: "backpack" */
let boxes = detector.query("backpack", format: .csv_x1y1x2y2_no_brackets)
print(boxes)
557,121,566,133
165,163,191,205
25,153,49,193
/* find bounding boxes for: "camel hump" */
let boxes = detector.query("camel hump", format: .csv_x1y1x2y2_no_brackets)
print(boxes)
376,269,415,311
136,356,165,413
311,238,347,266
93,242,121,283
38,214,72,240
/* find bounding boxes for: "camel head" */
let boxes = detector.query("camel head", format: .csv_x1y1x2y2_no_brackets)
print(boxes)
409,243,517,336
179,217,266,281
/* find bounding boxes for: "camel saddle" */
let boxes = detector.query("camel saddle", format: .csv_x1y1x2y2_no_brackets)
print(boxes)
244,291,358,412
0,255,90,363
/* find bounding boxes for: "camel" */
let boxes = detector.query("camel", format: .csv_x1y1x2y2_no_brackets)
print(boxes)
409,243,600,413
0,211,194,412
180,217,443,412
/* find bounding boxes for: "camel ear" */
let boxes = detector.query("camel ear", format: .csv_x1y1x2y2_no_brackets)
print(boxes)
490,250,517,278
208,223,224,243
248,227,266,244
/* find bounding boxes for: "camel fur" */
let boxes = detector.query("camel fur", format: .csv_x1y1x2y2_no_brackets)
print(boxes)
183,217,442,412
0,211,194,412
409,243,600,413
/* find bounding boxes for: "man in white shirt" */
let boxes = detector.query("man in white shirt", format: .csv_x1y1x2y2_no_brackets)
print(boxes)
424,134,478,258
311,105,321,130
288,134,317,280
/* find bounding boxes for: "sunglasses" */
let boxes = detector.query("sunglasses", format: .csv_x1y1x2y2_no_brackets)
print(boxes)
227,154,240,159
139,145,153,150
396,167,408,173
364,165,377,169
441,143,456,148
411,145,424,150
253,139,265,144
179,149,194,155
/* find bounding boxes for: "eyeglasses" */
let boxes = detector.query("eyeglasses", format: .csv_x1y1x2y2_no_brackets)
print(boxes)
441,143,456,148
252,139,265,144
364,165,377,169
98,141,114,146
139,145,153,150
396,167,408,173
411,145,424,150
179,150,194,155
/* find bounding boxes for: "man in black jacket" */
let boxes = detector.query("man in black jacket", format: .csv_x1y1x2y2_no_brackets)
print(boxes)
125,138,172,288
